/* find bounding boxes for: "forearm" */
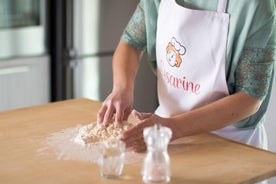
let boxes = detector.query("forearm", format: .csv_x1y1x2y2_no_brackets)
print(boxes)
168,91,262,140
112,40,142,93
97,41,143,124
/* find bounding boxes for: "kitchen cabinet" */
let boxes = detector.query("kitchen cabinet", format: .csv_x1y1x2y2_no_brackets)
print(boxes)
0,56,50,111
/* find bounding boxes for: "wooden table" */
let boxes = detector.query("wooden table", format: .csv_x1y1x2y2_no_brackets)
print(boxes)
0,98,276,184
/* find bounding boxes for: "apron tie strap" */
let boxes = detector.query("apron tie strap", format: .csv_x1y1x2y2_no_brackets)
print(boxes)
217,0,228,13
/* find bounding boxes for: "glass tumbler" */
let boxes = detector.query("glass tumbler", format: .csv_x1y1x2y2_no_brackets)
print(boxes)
98,139,125,178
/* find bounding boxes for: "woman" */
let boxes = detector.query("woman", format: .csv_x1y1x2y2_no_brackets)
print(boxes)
97,0,276,152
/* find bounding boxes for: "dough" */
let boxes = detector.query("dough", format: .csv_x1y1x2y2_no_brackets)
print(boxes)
74,119,132,145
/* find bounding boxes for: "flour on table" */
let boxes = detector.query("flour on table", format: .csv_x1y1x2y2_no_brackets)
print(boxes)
37,121,143,164
74,120,133,145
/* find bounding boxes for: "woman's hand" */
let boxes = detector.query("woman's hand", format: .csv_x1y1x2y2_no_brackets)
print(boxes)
121,110,167,152
97,41,141,126
97,88,133,126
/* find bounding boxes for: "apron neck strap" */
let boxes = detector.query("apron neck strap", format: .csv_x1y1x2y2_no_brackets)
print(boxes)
217,0,228,13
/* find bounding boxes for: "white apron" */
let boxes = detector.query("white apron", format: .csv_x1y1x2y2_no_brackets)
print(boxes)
155,0,267,149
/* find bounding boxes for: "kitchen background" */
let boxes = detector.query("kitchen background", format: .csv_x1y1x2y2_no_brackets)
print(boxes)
0,0,157,111
0,1,275,181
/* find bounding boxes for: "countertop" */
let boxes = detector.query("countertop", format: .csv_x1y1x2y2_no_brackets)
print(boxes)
0,98,276,184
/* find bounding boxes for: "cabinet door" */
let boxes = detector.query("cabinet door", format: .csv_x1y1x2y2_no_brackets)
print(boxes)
0,56,49,111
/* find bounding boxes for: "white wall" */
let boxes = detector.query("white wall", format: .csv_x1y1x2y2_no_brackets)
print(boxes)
266,68,276,184
266,69,276,153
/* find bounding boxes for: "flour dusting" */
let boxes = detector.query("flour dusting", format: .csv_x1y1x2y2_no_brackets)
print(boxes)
37,124,143,164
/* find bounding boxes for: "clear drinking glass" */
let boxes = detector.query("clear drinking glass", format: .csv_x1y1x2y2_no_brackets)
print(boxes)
98,139,125,178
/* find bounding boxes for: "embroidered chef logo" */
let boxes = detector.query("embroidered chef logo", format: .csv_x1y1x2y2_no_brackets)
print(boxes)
166,37,186,68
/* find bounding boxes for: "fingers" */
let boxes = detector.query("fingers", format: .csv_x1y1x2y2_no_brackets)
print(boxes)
97,105,107,124
97,102,115,125
123,107,132,121
115,106,132,125
132,110,152,121
97,88,134,126
126,139,147,153
122,119,152,141
134,144,147,153
97,101,132,126
114,106,124,125
121,123,148,152
122,126,143,142
123,136,146,153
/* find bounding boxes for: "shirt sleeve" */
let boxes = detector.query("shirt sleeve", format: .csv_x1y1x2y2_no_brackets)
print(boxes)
234,1,276,100
235,48,275,100
120,1,147,51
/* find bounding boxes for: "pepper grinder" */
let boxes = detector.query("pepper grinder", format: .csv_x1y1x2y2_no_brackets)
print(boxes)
142,124,172,183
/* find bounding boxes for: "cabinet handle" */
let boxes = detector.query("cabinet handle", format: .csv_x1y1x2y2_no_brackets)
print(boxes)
0,66,30,75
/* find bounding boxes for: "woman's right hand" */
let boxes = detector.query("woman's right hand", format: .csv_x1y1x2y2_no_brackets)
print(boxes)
97,87,134,126
97,40,142,126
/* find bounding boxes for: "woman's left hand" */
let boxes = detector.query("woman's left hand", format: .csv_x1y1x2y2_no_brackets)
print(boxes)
121,110,166,152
